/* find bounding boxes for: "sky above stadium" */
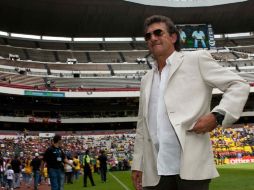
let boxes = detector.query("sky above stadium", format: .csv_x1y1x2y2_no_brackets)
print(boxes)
124,0,247,7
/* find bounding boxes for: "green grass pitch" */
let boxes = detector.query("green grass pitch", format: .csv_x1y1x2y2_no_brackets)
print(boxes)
64,163,254,190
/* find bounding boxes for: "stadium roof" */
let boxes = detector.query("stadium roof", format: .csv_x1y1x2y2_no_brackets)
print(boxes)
0,0,253,37
125,0,248,7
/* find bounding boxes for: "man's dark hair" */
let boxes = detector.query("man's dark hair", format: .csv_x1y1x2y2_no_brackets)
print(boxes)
53,134,62,144
144,15,181,51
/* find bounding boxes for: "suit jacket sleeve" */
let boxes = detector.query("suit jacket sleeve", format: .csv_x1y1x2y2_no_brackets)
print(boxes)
198,50,250,126
131,81,144,171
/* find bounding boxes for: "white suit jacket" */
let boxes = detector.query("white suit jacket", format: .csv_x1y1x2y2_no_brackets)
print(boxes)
131,50,250,187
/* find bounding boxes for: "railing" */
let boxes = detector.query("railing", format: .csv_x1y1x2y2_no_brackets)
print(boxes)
0,82,140,92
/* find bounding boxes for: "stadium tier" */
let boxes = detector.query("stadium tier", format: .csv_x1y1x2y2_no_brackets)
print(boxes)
0,35,253,130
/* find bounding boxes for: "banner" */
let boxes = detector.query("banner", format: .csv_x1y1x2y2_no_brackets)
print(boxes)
24,90,65,97
228,157,254,164
39,133,55,138
28,117,61,124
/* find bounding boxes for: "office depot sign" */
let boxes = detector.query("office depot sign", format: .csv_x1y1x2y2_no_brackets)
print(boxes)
229,157,254,164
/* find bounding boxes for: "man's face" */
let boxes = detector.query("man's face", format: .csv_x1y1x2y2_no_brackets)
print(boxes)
145,22,176,57
56,139,62,147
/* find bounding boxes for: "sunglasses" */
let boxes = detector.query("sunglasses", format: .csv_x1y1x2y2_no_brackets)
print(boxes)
144,29,164,41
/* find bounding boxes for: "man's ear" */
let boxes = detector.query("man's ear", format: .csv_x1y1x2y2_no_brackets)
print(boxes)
170,33,177,44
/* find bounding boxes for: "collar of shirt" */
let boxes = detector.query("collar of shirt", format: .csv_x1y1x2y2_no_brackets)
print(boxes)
152,51,176,71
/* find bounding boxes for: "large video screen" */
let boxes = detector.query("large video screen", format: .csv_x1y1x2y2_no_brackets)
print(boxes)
176,24,216,49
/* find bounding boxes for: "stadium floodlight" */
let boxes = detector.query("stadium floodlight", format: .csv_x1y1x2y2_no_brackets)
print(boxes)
225,32,251,38
214,34,222,39
11,33,40,40
104,37,132,42
42,36,72,41
135,37,145,42
0,31,8,36
73,38,103,42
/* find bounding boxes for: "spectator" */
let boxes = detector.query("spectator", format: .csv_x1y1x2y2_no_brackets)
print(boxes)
23,155,32,188
0,154,4,188
30,153,41,190
41,135,74,190
72,155,81,180
64,156,73,184
5,165,14,190
10,155,21,189
98,150,107,183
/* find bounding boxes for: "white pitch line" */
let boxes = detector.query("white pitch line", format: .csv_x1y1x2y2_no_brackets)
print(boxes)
109,172,131,190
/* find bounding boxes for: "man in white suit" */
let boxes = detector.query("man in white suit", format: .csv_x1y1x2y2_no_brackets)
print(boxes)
131,15,250,190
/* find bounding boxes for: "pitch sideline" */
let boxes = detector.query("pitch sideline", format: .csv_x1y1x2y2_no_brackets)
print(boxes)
109,172,131,190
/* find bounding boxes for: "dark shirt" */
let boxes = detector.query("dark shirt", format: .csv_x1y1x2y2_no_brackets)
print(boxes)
98,154,107,170
0,157,3,166
43,146,66,170
30,157,41,171
0,157,3,173
11,159,21,173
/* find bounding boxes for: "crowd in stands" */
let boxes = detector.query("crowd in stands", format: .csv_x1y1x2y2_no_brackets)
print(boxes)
0,132,134,188
211,124,254,164
0,125,253,188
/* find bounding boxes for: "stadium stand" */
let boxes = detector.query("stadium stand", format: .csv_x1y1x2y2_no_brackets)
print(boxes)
103,43,133,51
0,4,253,187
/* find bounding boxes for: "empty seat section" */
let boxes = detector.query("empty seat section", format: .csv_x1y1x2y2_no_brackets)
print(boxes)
89,52,121,63
133,42,147,50
48,63,108,71
70,43,100,51
233,47,254,54
234,38,254,46
8,39,37,48
0,38,7,45
215,39,236,47
122,51,148,63
57,51,74,63
53,78,140,88
0,72,45,86
72,52,89,63
0,46,27,60
17,61,46,69
111,63,150,71
39,42,67,50
104,43,133,50
211,52,237,61
26,49,56,62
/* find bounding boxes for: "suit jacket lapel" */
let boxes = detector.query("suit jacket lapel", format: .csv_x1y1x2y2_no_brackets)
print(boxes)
143,52,183,121
143,70,154,121
165,51,184,86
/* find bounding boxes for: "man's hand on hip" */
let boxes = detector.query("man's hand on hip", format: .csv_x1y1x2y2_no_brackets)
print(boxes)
188,113,218,134
132,170,142,190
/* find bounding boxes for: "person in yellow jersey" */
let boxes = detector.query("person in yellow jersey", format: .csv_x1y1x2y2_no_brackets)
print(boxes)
23,155,32,188
43,166,50,185
96,157,100,174
73,155,81,180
